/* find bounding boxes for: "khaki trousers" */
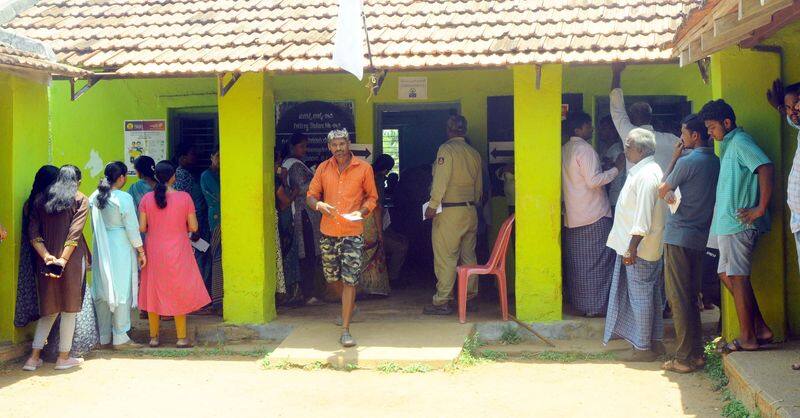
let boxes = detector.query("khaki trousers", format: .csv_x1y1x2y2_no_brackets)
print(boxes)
432,206,478,306
664,244,704,362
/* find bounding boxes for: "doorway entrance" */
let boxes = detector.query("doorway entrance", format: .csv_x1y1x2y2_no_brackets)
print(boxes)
373,103,460,296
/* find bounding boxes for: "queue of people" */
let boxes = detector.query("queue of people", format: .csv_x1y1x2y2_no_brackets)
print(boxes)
561,64,791,372
13,153,218,371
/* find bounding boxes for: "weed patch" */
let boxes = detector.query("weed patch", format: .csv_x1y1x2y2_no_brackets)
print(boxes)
499,326,523,345
702,341,760,417
532,351,615,363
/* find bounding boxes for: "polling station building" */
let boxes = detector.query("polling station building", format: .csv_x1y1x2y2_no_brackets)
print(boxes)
0,0,799,346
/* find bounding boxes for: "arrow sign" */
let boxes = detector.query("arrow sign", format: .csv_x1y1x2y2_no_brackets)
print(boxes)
489,141,514,164
350,144,373,163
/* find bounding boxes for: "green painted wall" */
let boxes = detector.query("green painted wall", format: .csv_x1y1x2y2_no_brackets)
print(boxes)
564,63,713,116
761,20,800,336
0,73,50,343
710,48,786,341
49,78,216,196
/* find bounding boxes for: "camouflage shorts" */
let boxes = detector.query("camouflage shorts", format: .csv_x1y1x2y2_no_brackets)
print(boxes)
320,235,364,286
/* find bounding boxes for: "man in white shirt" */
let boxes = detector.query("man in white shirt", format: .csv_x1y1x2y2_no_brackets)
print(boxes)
609,63,680,173
562,111,624,317
603,128,667,362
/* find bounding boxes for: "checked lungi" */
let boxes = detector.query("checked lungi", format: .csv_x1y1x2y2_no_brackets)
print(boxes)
603,255,664,351
564,217,615,316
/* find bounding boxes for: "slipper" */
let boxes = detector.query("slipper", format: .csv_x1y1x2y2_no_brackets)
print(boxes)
722,339,761,354
792,363,800,371
149,337,160,348
22,358,43,372
661,359,694,374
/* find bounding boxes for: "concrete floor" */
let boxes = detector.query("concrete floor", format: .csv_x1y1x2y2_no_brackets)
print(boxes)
725,340,800,417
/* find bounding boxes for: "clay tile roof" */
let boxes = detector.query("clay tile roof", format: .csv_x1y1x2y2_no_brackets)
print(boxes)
0,39,89,77
3,0,703,76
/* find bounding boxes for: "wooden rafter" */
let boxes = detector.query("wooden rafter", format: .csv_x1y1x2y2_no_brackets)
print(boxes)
676,0,798,67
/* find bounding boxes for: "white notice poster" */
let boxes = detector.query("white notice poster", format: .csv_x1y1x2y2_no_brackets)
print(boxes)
124,120,167,175
398,77,428,100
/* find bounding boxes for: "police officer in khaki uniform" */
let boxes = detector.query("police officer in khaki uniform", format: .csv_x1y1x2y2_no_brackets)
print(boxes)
423,115,483,315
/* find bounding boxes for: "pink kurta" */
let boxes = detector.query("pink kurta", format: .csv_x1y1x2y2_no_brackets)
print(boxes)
138,191,210,315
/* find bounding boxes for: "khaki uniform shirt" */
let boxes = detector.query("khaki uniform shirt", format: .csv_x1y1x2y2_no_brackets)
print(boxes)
429,137,482,209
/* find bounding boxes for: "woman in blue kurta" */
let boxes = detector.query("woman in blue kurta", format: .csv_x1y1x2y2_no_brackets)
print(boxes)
89,161,146,348
128,156,156,216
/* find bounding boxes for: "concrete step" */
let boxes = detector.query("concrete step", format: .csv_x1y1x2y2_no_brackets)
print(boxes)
267,321,473,369
724,340,800,418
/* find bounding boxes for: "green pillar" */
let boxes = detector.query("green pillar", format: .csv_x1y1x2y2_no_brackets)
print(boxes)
513,64,563,322
218,73,277,323
710,48,786,341
0,74,50,343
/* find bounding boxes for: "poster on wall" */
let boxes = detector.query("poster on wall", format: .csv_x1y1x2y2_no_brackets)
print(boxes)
398,77,427,100
275,100,356,164
124,120,167,175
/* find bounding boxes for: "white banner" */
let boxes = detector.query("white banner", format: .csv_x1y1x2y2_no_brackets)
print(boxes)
398,77,427,99
332,0,365,80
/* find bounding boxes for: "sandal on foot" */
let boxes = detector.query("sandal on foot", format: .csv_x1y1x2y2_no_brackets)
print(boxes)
22,358,43,371
149,337,160,348
176,339,193,349
340,331,356,348
792,363,800,371
662,359,694,374
722,339,760,353
54,357,84,370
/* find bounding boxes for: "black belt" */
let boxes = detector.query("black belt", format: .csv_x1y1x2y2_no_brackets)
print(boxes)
441,201,475,208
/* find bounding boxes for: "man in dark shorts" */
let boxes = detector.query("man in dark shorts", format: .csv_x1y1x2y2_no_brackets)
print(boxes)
307,129,378,347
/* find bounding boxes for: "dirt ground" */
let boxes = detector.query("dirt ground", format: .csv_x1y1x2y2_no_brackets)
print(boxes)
0,352,723,418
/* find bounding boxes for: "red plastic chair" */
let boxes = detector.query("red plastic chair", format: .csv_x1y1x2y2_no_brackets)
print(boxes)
457,214,515,324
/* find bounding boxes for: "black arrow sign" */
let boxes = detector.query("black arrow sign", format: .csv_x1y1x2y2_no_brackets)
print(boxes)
352,149,372,158
490,148,514,159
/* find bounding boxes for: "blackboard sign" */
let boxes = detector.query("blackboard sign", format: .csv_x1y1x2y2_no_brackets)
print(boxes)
275,101,356,164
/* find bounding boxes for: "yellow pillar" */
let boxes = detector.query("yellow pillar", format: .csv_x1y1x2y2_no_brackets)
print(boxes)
710,48,786,341
0,74,50,343
218,73,277,323
513,64,563,321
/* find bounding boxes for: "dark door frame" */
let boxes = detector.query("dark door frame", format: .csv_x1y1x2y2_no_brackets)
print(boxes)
373,102,461,156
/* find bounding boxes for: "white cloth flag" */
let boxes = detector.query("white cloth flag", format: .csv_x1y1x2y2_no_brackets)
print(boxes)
333,0,365,80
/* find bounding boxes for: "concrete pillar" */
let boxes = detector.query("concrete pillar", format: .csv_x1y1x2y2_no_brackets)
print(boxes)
512,64,563,322
710,48,786,341
0,74,50,343
218,73,277,323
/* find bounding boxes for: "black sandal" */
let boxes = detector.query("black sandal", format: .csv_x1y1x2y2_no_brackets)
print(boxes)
722,339,761,353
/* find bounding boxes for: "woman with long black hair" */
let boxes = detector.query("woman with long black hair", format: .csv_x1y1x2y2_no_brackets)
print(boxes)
14,165,59,327
90,161,146,349
23,165,90,371
128,155,156,214
138,161,210,348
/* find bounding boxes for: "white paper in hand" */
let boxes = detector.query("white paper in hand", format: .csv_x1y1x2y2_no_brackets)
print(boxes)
668,187,682,214
342,212,364,222
422,201,443,220
192,238,210,252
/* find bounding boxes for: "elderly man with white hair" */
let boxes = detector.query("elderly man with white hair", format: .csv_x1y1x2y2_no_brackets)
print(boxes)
603,128,667,362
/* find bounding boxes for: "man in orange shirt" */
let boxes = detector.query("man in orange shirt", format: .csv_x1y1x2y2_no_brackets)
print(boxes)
307,129,378,347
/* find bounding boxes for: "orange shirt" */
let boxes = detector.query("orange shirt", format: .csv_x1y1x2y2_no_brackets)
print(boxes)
307,154,378,237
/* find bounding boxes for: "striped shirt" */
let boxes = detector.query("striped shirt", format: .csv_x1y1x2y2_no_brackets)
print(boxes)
711,128,772,236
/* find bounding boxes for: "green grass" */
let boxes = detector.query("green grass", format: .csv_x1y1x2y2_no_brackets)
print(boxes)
531,351,615,363
499,325,523,345
480,350,508,361
303,361,328,371
376,362,432,374
131,347,271,359
345,363,359,372
704,341,729,391
702,341,760,418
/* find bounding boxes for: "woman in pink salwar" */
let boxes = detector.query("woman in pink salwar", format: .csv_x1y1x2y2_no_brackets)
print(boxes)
138,161,210,348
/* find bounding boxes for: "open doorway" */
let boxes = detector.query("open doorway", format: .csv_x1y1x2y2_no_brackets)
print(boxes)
372,103,460,302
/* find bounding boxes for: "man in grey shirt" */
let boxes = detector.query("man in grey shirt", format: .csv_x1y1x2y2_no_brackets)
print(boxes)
658,114,720,373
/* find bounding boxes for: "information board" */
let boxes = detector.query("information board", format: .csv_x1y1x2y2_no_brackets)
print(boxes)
124,120,167,175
